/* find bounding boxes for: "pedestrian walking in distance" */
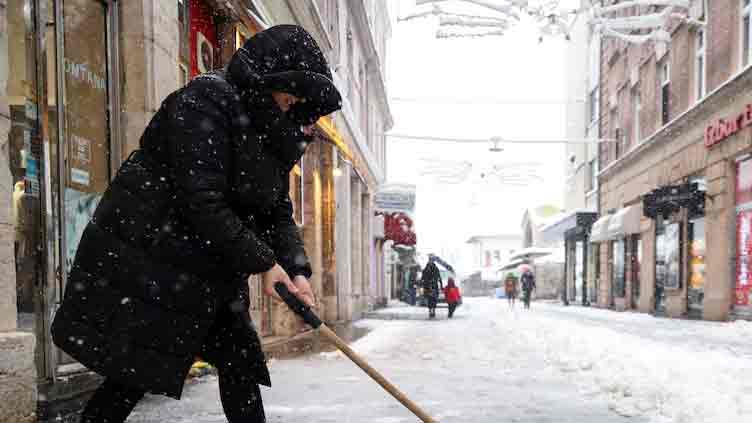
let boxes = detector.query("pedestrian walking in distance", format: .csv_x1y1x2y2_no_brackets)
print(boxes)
421,258,442,319
520,266,537,310
444,278,462,318
50,25,341,423
504,272,518,309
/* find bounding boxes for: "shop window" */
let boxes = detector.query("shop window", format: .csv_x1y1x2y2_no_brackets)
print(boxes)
735,158,752,307
631,235,642,304
655,217,670,312
6,0,46,333
660,59,671,125
591,243,600,304
744,0,752,68
612,239,626,298
695,27,707,101
688,217,706,312
575,241,585,304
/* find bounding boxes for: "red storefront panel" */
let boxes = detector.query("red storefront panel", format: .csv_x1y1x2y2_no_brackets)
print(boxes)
736,159,752,306
736,210,752,305
190,0,217,77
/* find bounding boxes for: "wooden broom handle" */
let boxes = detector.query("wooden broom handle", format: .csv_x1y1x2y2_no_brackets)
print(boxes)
318,324,438,423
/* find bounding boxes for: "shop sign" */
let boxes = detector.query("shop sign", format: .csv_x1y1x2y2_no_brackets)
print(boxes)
643,183,704,218
705,104,752,148
375,184,416,214
382,212,416,246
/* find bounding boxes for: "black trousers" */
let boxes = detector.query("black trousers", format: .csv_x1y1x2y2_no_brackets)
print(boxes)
447,303,458,318
523,290,532,308
80,365,266,423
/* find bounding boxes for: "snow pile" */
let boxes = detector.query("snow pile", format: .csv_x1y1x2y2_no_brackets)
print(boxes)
348,320,413,356
512,304,752,423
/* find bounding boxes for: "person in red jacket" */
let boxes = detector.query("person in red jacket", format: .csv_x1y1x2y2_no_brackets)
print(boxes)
444,278,462,318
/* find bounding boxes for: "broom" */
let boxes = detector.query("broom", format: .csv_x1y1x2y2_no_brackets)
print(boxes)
274,282,438,423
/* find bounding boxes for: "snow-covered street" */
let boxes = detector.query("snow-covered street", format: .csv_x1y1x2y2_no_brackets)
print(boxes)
127,298,752,423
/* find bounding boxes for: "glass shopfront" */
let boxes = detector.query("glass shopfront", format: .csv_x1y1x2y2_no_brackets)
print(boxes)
655,217,668,313
4,0,120,380
575,241,584,304
631,235,642,308
612,239,626,299
736,157,752,309
590,243,600,304
688,217,706,314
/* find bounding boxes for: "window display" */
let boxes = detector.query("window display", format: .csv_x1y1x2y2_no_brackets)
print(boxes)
62,0,110,275
612,239,625,298
664,222,682,290
736,159,752,307
688,218,706,311
575,241,584,304
655,218,667,312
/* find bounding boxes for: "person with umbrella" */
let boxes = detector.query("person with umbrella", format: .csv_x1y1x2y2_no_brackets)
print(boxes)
420,258,442,319
519,264,537,310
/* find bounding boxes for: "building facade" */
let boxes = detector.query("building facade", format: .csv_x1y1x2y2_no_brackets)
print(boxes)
594,0,752,321
0,0,392,421
541,0,602,307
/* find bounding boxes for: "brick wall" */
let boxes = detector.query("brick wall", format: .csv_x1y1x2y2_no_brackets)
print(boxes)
599,3,747,170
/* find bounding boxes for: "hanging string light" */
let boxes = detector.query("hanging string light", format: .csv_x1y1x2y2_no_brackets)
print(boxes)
399,0,704,44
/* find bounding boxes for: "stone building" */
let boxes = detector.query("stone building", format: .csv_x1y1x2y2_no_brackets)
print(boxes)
540,0,602,307
0,0,392,421
594,0,752,321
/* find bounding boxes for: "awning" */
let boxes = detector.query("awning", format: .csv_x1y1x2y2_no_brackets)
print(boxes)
497,259,526,272
606,205,642,239
540,211,597,244
589,214,612,243
509,247,556,262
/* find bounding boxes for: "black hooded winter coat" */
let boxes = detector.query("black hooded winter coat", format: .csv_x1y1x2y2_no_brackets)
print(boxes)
420,261,442,299
51,25,341,399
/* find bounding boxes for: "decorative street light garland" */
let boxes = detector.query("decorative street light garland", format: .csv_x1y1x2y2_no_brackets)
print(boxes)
400,0,705,44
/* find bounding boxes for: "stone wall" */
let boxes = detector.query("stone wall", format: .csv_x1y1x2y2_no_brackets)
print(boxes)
532,262,565,300
460,272,499,297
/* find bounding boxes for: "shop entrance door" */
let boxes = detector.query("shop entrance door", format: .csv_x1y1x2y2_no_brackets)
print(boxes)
654,219,669,314
55,0,118,367
631,236,642,309
575,241,585,305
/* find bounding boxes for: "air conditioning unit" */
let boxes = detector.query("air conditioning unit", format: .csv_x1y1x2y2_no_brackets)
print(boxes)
197,32,214,74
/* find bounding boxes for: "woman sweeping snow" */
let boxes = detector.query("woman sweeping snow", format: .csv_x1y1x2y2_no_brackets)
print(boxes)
51,25,341,422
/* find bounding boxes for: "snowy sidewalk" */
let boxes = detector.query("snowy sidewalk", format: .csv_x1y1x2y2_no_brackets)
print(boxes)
362,300,442,320
127,298,751,423
514,301,752,422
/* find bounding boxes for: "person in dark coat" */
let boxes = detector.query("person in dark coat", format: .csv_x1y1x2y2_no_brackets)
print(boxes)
421,259,442,319
520,268,537,309
50,25,341,423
